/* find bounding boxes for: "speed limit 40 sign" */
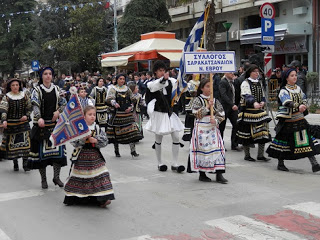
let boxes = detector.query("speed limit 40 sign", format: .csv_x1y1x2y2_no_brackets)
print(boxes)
260,2,275,19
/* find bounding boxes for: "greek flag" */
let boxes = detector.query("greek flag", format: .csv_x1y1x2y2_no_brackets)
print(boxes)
172,11,206,103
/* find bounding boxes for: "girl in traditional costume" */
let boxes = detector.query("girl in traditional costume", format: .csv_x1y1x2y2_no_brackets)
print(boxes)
64,106,114,207
267,69,320,172
106,74,142,157
236,64,271,162
0,79,32,171
127,81,145,138
90,78,108,128
188,79,228,183
28,67,67,189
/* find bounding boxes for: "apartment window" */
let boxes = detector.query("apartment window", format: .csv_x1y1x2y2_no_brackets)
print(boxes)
242,15,260,30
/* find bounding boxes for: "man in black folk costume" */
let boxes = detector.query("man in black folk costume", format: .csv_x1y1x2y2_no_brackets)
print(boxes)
145,61,185,172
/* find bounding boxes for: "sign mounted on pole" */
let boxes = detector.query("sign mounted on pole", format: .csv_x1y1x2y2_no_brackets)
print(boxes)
260,2,275,19
184,51,236,74
261,18,275,45
31,60,40,71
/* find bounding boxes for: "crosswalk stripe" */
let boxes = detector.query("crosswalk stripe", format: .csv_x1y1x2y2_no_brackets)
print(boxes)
122,235,159,240
284,202,320,218
205,215,303,240
0,228,12,240
0,189,56,202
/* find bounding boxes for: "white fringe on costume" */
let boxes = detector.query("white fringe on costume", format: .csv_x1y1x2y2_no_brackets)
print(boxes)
145,99,184,135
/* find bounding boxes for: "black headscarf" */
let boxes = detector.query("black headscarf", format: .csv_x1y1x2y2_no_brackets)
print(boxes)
39,67,54,85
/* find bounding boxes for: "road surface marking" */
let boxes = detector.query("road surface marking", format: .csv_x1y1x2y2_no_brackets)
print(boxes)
0,188,56,202
0,228,11,240
123,235,165,240
206,215,303,240
284,202,320,218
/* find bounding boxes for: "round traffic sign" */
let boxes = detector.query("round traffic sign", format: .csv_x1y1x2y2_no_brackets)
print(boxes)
260,2,275,19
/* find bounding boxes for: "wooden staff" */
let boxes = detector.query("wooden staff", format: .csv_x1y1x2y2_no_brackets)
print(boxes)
209,73,214,118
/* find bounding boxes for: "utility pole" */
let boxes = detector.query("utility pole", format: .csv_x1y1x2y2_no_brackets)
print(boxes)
114,0,118,52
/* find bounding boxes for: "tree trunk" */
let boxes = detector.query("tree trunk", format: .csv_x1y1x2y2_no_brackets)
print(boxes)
206,2,215,51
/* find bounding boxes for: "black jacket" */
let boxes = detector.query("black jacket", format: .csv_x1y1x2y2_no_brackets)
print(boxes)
219,77,235,112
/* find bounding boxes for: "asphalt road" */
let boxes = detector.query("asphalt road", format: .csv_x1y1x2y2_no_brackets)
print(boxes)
0,114,320,240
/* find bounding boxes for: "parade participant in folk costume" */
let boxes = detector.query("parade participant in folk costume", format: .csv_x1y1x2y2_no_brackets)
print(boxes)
64,106,115,208
182,74,199,141
28,67,67,189
90,77,108,129
236,64,272,162
106,74,142,158
78,87,94,109
127,81,146,138
0,79,32,171
267,69,320,172
188,78,228,183
145,60,185,172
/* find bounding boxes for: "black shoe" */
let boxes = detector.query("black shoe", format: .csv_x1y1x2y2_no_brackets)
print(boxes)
199,175,211,182
171,165,185,173
131,151,139,158
216,174,228,184
158,165,168,172
41,180,48,189
249,144,255,148
257,156,271,161
277,164,289,172
115,151,121,157
231,146,243,151
244,156,256,162
53,178,64,187
312,164,320,172
23,160,30,172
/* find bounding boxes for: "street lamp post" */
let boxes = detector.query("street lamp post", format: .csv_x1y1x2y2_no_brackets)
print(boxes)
222,22,232,51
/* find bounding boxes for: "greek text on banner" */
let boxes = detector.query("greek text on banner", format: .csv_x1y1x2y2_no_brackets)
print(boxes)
184,51,236,73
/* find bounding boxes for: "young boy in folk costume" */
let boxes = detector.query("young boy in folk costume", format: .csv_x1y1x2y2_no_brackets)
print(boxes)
77,87,94,109
145,60,185,172
188,79,228,183
64,106,115,208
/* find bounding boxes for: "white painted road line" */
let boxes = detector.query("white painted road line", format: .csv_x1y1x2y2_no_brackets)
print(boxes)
0,228,12,240
122,235,158,240
284,201,320,218
205,215,303,240
0,188,56,203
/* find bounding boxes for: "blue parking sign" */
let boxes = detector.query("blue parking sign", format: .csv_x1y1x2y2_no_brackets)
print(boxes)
31,60,39,71
261,18,275,45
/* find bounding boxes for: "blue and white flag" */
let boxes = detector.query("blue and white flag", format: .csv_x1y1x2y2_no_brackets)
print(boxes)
172,10,206,104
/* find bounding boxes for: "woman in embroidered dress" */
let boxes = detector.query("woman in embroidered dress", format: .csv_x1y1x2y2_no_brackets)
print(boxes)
236,64,272,162
188,79,228,183
90,78,108,129
266,69,320,172
28,67,67,189
0,79,32,171
127,81,145,138
106,74,142,157
64,106,115,207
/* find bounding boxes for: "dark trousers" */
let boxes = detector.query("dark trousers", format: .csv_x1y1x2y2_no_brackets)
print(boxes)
219,109,238,149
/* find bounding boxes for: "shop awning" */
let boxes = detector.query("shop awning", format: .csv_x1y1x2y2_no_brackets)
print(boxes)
158,52,183,67
240,28,287,44
101,55,133,67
